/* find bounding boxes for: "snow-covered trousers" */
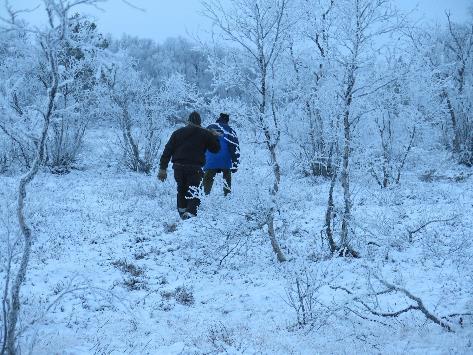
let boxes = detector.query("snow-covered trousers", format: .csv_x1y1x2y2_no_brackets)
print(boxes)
173,165,203,216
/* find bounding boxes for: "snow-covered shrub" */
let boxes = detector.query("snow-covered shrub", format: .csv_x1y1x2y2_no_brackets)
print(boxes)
111,258,147,291
284,267,330,329
160,286,195,308
0,30,38,172
45,16,108,173
103,53,202,173
46,119,88,174
207,322,238,353
174,286,195,306
0,15,107,174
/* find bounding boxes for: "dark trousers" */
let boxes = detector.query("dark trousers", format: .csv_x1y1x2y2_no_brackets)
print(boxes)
203,169,232,196
173,166,203,216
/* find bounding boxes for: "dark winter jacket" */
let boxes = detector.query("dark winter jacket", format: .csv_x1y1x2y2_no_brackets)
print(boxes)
204,120,240,171
160,124,220,170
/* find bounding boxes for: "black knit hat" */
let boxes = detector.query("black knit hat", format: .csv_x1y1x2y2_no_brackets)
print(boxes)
188,111,201,126
218,113,230,123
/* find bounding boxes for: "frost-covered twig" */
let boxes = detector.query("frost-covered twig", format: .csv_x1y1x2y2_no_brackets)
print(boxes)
407,216,457,242
331,277,454,332
375,278,453,332
396,126,416,184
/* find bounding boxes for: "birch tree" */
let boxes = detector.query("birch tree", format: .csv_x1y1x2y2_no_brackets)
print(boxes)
102,55,202,173
286,0,336,178
202,0,293,262
0,1,105,352
407,12,473,166
443,13,473,166
326,0,403,256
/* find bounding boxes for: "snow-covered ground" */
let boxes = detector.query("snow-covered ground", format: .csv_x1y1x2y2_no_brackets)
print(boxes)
1,128,472,354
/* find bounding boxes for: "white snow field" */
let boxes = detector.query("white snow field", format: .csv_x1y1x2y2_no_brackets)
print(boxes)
1,128,472,354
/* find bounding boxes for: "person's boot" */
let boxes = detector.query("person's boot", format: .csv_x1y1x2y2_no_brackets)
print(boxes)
181,212,196,220
178,208,187,219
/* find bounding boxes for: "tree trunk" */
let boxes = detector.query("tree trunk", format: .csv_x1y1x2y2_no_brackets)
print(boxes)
339,66,358,258
442,89,460,152
5,60,57,355
340,72,354,251
260,66,286,262
267,213,286,262
262,125,286,262
325,167,338,254
121,106,148,173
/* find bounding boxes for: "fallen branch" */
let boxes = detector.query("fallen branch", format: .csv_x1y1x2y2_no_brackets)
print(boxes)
376,278,453,332
331,278,454,332
407,216,457,242
441,312,473,326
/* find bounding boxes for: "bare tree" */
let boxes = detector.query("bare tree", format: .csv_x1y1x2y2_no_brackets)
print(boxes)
407,12,473,166
328,0,403,256
103,57,199,173
203,0,294,262
444,12,473,165
0,1,104,352
103,60,159,173
287,0,336,178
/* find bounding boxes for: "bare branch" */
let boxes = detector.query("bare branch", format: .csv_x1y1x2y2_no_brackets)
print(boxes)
375,278,453,332
121,0,145,12
407,216,457,242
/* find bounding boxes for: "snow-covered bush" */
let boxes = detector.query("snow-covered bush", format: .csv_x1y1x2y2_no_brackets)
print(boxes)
45,15,108,173
102,54,202,173
0,14,107,174
0,30,38,171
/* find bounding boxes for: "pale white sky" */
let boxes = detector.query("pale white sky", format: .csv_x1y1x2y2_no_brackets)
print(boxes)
2,0,472,42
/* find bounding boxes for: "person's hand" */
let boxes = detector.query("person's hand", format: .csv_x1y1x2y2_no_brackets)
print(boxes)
158,169,167,182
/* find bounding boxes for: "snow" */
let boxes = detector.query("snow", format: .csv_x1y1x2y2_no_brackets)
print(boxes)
1,127,472,354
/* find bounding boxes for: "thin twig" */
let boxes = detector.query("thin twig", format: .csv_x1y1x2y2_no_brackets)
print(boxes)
407,216,457,242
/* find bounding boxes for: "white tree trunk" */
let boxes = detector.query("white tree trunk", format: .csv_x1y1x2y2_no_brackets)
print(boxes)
4,60,57,355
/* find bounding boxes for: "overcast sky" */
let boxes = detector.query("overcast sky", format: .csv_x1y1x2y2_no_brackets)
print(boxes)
2,0,472,42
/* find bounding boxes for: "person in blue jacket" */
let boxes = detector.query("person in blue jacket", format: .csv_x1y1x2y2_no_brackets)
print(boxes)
203,113,240,196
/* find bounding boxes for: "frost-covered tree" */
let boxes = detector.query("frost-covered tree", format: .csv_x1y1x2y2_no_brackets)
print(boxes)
285,0,337,178
0,9,107,174
111,35,213,91
367,55,417,188
408,13,473,166
0,1,107,352
0,28,40,171
319,0,404,256
443,13,473,165
102,54,202,173
203,0,294,262
44,14,108,173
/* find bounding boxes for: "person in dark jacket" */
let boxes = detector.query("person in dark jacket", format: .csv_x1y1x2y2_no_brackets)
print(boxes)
202,113,240,196
158,111,220,219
